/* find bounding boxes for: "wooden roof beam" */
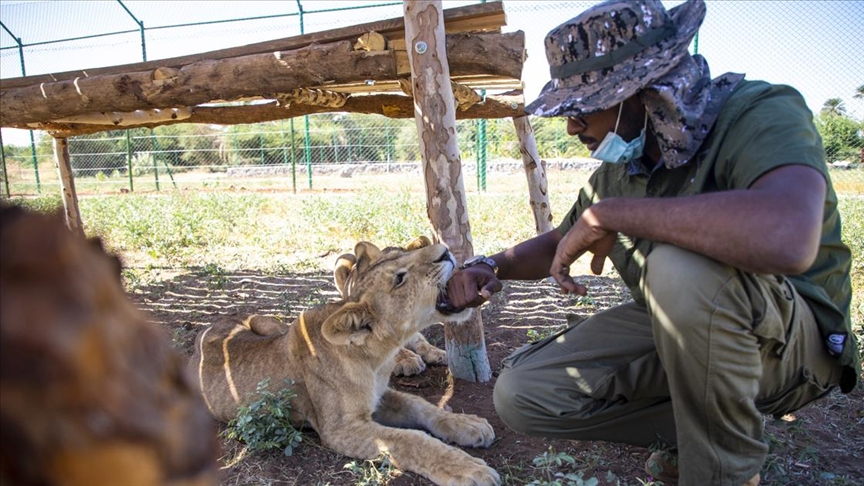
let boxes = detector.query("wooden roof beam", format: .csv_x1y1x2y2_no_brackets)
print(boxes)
0,2,506,91
16,92,526,137
0,31,524,127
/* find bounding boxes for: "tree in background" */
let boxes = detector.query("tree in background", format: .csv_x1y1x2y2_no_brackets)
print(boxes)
821,97,847,116
816,98,863,164
530,117,590,159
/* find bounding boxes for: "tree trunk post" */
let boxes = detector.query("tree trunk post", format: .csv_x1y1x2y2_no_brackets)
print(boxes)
513,115,554,234
403,0,491,382
52,136,83,236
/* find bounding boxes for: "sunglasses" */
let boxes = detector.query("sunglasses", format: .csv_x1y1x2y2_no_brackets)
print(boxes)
567,116,588,129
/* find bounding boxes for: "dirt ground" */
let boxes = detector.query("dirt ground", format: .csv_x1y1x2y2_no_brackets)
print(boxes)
131,265,864,486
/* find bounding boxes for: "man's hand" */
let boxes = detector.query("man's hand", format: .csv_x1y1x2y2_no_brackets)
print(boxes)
444,264,503,310
550,206,617,295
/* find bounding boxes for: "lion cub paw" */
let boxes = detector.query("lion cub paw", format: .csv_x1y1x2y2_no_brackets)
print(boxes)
392,348,426,376
440,457,501,486
414,341,447,365
434,413,495,449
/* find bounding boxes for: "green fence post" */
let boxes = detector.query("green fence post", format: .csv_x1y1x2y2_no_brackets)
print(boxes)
477,119,487,192
150,129,160,191
332,127,339,165
0,131,10,198
2,24,25,196
117,0,147,61
29,131,41,194
280,119,290,191
259,132,265,166
296,0,313,189
304,117,312,189
126,130,134,192
356,121,362,163
290,119,297,193
151,132,177,189
386,117,393,170
232,128,239,165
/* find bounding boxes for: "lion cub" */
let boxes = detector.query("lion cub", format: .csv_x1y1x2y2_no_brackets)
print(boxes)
333,236,448,377
191,240,501,486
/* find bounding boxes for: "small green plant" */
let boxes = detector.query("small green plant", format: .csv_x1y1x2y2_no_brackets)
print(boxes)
343,452,399,485
528,447,599,486
570,294,597,308
527,324,566,342
223,377,303,456
201,262,230,289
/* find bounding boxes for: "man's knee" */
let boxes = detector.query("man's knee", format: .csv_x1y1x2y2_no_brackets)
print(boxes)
493,365,609,439
492,366,537,436
642,244,737,326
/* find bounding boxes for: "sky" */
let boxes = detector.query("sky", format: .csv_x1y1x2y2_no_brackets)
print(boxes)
1,0,862,146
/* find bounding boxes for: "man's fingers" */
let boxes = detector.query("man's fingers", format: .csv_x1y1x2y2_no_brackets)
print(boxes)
549,263,587,296
590,253,606,275
552,275,587,296
447,270,500,308
479,280,501,300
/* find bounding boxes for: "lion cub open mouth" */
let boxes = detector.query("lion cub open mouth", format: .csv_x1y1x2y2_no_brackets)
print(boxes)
191,238,500,486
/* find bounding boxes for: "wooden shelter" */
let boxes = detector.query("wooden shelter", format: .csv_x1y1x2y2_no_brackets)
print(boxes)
0,1,554,381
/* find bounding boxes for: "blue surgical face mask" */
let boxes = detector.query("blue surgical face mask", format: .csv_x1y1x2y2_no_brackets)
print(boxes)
590,103,648,164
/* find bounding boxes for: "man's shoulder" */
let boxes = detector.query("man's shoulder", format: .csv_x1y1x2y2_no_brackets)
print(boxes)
708,79,815,151
721,79,809,122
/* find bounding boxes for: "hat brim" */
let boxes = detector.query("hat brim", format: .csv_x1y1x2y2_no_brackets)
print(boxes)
525,0,705,118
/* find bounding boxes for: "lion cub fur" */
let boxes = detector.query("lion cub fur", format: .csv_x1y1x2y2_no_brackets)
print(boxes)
333,236,448,377
191,240,501,486
0,204,219,486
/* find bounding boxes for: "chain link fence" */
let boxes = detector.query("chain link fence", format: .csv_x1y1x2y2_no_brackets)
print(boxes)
1,1,862,197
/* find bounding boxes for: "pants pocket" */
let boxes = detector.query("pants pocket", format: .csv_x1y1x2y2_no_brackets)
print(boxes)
756,366,834,418
745,274,796,357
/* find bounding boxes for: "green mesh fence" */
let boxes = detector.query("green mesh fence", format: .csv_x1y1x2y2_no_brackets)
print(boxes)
1,1,862,197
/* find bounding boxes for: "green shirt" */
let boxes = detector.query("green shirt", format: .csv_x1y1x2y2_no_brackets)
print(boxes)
557,80,858,392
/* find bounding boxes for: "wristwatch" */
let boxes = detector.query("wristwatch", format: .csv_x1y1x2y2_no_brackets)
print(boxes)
460,255,498,275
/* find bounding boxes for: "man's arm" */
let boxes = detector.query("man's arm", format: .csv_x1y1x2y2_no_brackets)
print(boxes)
493,229,564,280
551,164,826,293
445,229,564,309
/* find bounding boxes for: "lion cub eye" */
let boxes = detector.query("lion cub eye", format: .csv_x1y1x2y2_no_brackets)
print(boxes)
392,271,408,289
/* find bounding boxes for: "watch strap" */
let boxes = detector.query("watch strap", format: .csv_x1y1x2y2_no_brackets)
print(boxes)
460,255,498,275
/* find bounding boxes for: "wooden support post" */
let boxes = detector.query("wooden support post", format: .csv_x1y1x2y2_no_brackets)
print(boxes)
513,116,554,234
403,0,491,382
52,137,83,236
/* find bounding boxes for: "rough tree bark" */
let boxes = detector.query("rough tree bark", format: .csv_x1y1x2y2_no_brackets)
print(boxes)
13,93,526,138
52,137,83,236
404,0,491,382
0,32,524,127
513,115,554,234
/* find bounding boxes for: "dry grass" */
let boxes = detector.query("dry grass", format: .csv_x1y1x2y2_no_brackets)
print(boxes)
6,168,863,485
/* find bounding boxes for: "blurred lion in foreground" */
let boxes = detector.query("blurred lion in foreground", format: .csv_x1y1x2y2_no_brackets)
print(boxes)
0,204,219,486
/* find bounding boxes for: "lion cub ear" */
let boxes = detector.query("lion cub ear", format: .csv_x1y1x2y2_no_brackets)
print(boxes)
353,242,381,273
333,253,357,298
404,235,433,251
322,301,375,346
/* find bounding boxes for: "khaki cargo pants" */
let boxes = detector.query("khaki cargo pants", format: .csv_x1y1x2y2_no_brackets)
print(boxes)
493,244,844,486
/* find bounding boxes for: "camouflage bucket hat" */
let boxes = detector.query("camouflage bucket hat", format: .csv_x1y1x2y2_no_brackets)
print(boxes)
526,0,706,117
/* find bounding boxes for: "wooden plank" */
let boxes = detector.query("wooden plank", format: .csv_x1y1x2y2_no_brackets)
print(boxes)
1,32,524,127
322,76,523,94
0,2,506,91
16,93,526,137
